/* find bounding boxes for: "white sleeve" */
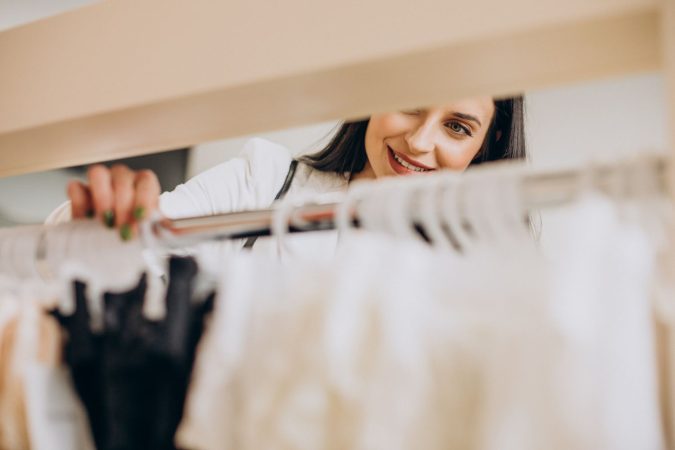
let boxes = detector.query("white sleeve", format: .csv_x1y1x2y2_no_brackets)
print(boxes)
45,138,293,224
159,138,293,219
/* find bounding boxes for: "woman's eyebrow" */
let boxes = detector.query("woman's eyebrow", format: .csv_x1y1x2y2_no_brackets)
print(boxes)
451,112,482,127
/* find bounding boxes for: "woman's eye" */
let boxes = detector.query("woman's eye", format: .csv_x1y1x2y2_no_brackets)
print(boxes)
447,121,471,136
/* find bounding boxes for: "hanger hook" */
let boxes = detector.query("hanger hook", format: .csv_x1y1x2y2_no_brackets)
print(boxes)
440,177,472,254
139,210,169,281
271,193,316,260
335,180,371,241
417,173,452,250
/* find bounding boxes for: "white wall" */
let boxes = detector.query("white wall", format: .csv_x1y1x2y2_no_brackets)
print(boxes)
0,0,97,31
525,73,667,249
0,170,78,225
526,73,667,168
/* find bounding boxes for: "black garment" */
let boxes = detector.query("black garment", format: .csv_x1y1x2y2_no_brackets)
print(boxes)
57,281,107,444
54,256,214,450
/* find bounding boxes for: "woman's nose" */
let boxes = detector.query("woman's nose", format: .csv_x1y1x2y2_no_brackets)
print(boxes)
405,121,436,155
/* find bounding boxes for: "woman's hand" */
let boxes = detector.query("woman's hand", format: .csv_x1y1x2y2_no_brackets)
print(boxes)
67,164,161,240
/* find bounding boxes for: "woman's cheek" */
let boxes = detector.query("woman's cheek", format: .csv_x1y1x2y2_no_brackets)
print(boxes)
437,146,476,170
370,113,414,136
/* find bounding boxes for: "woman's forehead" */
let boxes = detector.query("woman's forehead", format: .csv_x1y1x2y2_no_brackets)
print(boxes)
435,97,494,121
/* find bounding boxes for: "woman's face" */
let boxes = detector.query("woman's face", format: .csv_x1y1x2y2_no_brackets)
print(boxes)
357,97,495,179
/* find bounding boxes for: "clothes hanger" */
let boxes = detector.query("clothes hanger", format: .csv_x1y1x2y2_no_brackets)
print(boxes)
440,178,474,255
500,167,534,250
139,210,174,320
271,191,328,261
468,170,508,252
3,219,156,331
415,173,453,250
465,171,497,250
390,175,444,245
356,180,392,237
334,179,368,241
481,167,530,252
380,179,424,241
271,193,294,259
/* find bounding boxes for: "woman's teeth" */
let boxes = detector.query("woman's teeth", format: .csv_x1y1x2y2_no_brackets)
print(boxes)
392,151,429,172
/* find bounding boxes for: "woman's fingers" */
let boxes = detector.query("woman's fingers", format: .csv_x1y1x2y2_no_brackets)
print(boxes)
133,170,161,222
126,170,161,239
87,164,114,226
111,164,137,230
67,180,93,219
71,164,162,240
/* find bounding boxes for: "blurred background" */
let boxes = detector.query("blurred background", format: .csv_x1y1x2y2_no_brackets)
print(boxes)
0,0,668,226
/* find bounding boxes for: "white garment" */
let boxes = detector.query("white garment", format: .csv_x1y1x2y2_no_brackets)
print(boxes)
46,138,349,262
176,192,665,450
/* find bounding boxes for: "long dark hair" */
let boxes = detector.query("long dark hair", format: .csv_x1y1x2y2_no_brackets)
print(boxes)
299,96,526,175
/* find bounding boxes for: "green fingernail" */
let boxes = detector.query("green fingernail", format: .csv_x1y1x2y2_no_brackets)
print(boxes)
120,224,132,241
133,206,145,221
103,210,115,228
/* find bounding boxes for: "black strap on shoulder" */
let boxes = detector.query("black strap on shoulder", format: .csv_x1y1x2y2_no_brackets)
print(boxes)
243,159,299,249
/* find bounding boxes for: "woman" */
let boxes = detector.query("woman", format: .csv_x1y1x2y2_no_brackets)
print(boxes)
58,95,525,252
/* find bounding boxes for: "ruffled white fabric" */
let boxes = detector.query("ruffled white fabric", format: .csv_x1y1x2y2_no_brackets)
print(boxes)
177,192,665,450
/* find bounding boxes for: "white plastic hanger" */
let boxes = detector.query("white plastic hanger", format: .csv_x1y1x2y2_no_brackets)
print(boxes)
481,167,529,252
416,173,453,250
335,179,370,240
440,178,473,254
378,178,422,242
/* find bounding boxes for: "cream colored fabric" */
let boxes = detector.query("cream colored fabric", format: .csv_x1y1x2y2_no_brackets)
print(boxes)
0,287,94,450
177,194,664,450
0,300,63,450
0,305,28,450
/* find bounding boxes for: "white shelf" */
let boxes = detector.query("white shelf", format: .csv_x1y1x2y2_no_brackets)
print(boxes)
0,0,660,177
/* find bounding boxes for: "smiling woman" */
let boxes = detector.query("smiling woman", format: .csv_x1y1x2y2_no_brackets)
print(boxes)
300,95,526,180
59,96,526,251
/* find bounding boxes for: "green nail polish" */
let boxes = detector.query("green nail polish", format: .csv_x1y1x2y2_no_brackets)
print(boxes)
103,210,115,228
120,224,132,241
133,206,145,221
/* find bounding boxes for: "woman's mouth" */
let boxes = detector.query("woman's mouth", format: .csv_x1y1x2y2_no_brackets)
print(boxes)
387,146,433,175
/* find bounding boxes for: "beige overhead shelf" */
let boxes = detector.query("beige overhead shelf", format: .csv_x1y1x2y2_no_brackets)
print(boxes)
0,0,661,177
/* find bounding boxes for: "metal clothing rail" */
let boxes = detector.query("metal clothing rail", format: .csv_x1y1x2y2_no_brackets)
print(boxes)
152,155,669,248
155,202,342,246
